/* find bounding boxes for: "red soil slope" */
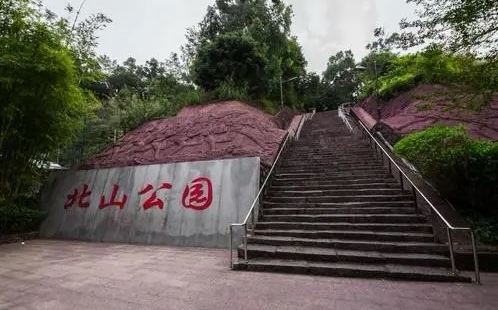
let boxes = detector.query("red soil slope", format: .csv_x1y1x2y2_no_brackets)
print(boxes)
80,101,290,169
353,84,498,141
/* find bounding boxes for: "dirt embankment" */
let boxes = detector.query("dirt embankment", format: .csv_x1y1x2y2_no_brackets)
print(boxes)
353,84,498,141
80,101,294,170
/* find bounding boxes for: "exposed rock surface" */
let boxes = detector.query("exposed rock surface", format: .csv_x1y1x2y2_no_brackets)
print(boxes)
353,84,498,141
80,101,290,169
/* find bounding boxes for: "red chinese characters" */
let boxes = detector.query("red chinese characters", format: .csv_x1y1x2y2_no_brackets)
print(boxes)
182,177,213,211
138,182,172,210
63,176,214,212
64,184,91,209
99,184,128,210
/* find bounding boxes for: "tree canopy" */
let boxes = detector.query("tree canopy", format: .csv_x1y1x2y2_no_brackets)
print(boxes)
186,0,306,106
0,0,96,202
322,50,359,106
387,0,498,59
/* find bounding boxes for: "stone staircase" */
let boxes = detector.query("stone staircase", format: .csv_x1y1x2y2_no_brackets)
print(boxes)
235,111,471,282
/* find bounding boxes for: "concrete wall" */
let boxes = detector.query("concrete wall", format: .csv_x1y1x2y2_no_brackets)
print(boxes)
39,157,260,248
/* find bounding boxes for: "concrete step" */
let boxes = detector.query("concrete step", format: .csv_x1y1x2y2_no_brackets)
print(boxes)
288,150,374,154
284,155,377,162
271,178,398,186
275,170,389,178
281,159,382,165
288,148,373,153
273,174,395,182
278,164,386,171
238,244,449,267
246,235,447,254
263,206,418,215
261,214,426,224
278,164,384,171
267,188,407,197
253,229,433,242
262,200,415,209
284,152,376,157
233,259,471,282
270,183,400,191
290,145,372,150
255,222,432,233
265,194,414,203
277,167,388,175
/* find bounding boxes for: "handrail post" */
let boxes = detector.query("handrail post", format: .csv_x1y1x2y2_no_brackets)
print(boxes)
229,225,234,269
412,186,417,207
398,170,404,190
447,227,456,273
251,209,255,234
228,225,233,269
243,224,248,263
470,231,481,284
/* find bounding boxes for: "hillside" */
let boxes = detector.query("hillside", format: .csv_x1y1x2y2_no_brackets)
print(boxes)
79,101,294,170
353,84,498,142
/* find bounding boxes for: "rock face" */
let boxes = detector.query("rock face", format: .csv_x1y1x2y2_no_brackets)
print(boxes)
80,101,288,170
353,84,498,142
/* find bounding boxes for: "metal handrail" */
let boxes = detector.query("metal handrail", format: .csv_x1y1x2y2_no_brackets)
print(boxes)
229,113,309,268
350,108,480,284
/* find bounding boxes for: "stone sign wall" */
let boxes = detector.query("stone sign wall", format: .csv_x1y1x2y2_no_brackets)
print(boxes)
39,157,260,248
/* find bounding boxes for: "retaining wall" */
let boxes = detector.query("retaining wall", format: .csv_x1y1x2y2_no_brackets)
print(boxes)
40,157,260,248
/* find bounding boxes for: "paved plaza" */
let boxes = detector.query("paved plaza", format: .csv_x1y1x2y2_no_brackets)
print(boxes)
0,240,497,310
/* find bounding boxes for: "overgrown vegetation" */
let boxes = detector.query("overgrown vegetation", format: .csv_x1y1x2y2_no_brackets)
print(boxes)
394,126,498,243
0,0,99,204
0,204,46,235
358,47,498,101
186,0,307,107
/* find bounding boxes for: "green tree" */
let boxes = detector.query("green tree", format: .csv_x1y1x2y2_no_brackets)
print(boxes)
192,31,267,96
357,51,398,98
61,55,202,166
321,50,359,108
186,0,306,106
0,0,95,202
391,0,498,59
296,72,324,111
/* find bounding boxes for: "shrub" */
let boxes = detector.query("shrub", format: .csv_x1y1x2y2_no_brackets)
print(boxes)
213,81,249,101
0,205,47,235
394,125,498,243
260,98,278,115
369,47,498,100
378,72,420,97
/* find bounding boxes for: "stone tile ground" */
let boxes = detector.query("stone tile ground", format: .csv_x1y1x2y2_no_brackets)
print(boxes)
0,240,497,310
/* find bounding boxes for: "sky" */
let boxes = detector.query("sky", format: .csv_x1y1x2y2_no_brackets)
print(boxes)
42,0,417,73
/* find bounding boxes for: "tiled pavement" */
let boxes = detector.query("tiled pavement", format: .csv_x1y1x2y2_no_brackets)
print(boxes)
0,240,497,310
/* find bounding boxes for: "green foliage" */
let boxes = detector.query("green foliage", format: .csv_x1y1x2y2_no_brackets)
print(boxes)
394,125,498,243
192,32,267,96
361,47,498,100
296,72,322,111
396,0,498,59
467,216,498,244
61,54,203,166
187,0,306,105
0,205,47,234
321,50,359,108
358,51,398,96
260,98,278,115
378,72,420,98
212,81,249,101
0,0,96,201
